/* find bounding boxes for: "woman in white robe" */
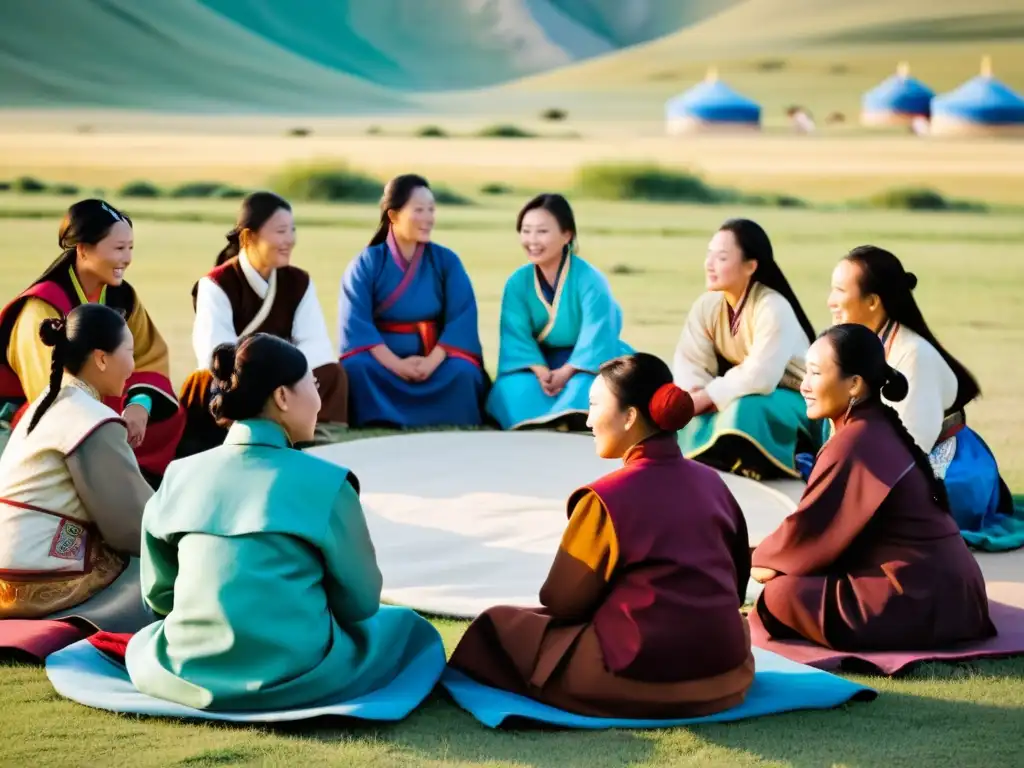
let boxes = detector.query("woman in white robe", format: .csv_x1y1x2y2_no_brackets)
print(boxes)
828,245,1024,551
0,304,153,631
673,218,818,480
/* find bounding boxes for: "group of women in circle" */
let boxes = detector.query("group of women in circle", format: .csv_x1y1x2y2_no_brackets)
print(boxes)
0,174,1019,719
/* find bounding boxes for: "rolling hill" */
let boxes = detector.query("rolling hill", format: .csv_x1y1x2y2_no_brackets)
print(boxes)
0,0,1021,114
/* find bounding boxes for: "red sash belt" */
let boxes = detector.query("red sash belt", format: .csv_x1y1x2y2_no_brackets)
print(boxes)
376,320,439,356
936,410,966,445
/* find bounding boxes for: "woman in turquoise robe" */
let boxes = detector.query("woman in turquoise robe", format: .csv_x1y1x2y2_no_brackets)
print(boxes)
338,175,486,428
125,333,441,711
486,194,632,431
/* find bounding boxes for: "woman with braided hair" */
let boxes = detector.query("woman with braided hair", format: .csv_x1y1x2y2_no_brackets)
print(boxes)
828,245,1024,550
0,199,184,484
0,304,153,631
449,352,754,719
751,324,994,652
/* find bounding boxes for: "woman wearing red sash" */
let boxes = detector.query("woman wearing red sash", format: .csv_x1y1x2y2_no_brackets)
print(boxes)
0,200,183,485
448,352,754,719
337,174,486,427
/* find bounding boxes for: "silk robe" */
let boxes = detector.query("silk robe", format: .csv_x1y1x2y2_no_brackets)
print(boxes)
448,435,754,719
338,234,486,428
0,379,152,632
0,258,184,480
125,419,437,711
673,282,814,480
486,255,632,430
752,403,995,651
880,321,1024,551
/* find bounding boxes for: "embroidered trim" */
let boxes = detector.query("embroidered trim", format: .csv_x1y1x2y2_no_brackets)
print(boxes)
929,435,957,480
49,518,88,561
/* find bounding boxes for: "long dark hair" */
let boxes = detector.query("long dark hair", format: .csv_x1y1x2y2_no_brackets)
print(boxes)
844,245,980,410
28,304,128,434
823,323,950,511
216,191,292,266
37,199,133,284
516,193,578,255
209,333,309,424
599,352,695,434
369,174,430,247
719,218,815,344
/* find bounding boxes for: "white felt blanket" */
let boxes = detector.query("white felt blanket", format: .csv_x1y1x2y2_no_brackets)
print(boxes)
307,432,804,617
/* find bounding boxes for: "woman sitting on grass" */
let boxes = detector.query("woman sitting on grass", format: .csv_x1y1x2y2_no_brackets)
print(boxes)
449,352,754,719
751,324,995,651
0,304,153,632
178,191,347,457
0,199,184,485
486,193,632,432
827,245,1024,550
125,333,438,711
672,218,817,481
337,174,487,428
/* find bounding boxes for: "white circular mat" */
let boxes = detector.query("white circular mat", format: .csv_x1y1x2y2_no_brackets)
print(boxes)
306,431,804,618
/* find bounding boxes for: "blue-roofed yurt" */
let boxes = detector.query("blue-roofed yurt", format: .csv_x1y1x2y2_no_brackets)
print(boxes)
665,68,761,135
931,57,1024,137
861,62,934,127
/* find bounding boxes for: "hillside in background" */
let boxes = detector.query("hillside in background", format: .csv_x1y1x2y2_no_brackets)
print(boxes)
0,0,1020,114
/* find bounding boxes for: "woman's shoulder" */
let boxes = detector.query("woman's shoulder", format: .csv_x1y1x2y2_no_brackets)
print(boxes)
750,284,797,319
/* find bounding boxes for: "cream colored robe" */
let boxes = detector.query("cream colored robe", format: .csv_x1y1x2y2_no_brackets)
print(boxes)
883,323,958,452
673,283,808,411
0,379,152,618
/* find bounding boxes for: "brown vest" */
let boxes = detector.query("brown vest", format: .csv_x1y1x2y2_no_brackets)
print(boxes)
192,258,310,340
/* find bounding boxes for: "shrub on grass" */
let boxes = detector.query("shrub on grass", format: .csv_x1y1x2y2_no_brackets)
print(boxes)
540,108,568,122
287,127,312,137
268,162,381,203
865,187,987,213
118,180,163,198
169,181,224,198
0,180,10,191
416,125,448,138
11,176,48,194
50,183,81,195
212,185,247,199
366,125,383,135
431,185,473,206
576,163,722,203
477,124,537,139
480,182,513,195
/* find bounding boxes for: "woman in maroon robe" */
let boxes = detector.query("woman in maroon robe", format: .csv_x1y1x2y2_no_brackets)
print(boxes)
448,352,754,719
751,323,994,651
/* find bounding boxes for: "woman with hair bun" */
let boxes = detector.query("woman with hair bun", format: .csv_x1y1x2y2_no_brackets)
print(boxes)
449,352,754,719
0,304,153,631
337,174,486,428
125,333,439,711
178,191,348,457
0,199,184,484
751,324,994,652
673,218,817,481
829,245,1023,550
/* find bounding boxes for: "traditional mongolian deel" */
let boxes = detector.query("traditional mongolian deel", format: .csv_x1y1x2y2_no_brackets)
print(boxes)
125,419,439,712
752,403,996,652
673,282,815,479
0,259,184,478
879,319,1024,551
178,251,347,455
338,231,486,428
0,379,153,633
448,435,755,720
486,253,632,430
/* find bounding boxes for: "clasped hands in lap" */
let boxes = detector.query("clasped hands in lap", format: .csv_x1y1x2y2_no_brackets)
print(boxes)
750,567,778,584
531,364,576,397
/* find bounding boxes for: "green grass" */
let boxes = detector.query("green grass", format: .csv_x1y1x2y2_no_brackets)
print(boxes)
1,194,1023,766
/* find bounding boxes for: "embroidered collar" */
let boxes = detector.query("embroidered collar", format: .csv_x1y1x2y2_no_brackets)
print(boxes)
877,318,900,359
224,418,292,448
68,266,107,305
727,282,752,336
62,374,102,402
